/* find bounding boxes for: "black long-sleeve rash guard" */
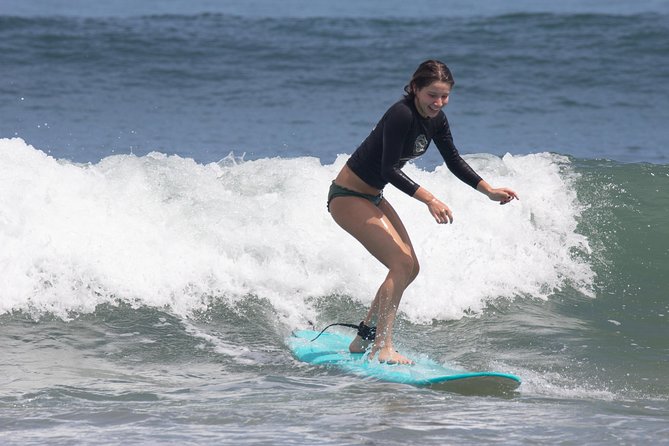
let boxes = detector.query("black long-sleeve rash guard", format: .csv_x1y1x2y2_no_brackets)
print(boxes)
346,97,483,197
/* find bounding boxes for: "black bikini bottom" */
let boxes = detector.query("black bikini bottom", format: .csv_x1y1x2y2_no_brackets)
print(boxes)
327,181,383,212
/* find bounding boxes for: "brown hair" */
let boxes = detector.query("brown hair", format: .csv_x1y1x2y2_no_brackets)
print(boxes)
403,60,455,99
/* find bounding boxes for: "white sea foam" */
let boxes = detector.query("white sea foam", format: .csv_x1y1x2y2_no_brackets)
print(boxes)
0,138,594,325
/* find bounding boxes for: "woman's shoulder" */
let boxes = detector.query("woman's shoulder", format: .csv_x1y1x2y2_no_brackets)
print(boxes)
388,97,413,113
383,97,415,122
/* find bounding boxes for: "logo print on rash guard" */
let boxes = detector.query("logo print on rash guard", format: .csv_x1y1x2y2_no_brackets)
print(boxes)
413,134,428,156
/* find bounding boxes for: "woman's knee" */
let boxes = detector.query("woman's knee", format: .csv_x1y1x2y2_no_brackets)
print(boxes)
389,252,419,284
408,257,420,284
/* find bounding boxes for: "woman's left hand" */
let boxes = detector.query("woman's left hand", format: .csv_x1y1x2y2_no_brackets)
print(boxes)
487,187,519,205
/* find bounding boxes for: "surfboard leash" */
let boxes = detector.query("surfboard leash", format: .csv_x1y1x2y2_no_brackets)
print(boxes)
309,321,377,342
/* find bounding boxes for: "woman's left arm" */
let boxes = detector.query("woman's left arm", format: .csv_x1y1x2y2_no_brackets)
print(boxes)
434,114,518,205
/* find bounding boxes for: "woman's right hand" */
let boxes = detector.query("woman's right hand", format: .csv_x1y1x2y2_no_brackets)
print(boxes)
427,197,453,224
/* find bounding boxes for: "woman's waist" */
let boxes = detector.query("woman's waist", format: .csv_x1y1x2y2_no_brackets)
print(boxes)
335,163,383,195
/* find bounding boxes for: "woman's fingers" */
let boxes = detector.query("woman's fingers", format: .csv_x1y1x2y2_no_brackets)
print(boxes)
427,198,453,224
436,206,453,224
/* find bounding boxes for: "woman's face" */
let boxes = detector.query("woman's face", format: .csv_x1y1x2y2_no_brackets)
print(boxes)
413,81,452,118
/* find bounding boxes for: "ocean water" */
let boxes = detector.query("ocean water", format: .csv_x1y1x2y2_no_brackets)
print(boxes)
1,1,668,445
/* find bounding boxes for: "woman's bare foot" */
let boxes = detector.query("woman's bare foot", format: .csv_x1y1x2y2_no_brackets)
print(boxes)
374,346,414,365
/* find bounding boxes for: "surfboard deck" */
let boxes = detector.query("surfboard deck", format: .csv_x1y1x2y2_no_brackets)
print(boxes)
287,329,521,395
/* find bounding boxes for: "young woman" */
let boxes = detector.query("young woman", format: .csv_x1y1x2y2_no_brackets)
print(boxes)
327,60,518,364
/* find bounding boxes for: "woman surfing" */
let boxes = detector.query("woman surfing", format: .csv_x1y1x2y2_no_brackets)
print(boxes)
327,60,518,364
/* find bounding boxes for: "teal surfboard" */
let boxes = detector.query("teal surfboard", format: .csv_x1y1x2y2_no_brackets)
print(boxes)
287,329,521,395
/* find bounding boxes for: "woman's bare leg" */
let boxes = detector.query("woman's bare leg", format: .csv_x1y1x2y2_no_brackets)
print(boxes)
329,196,419,364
